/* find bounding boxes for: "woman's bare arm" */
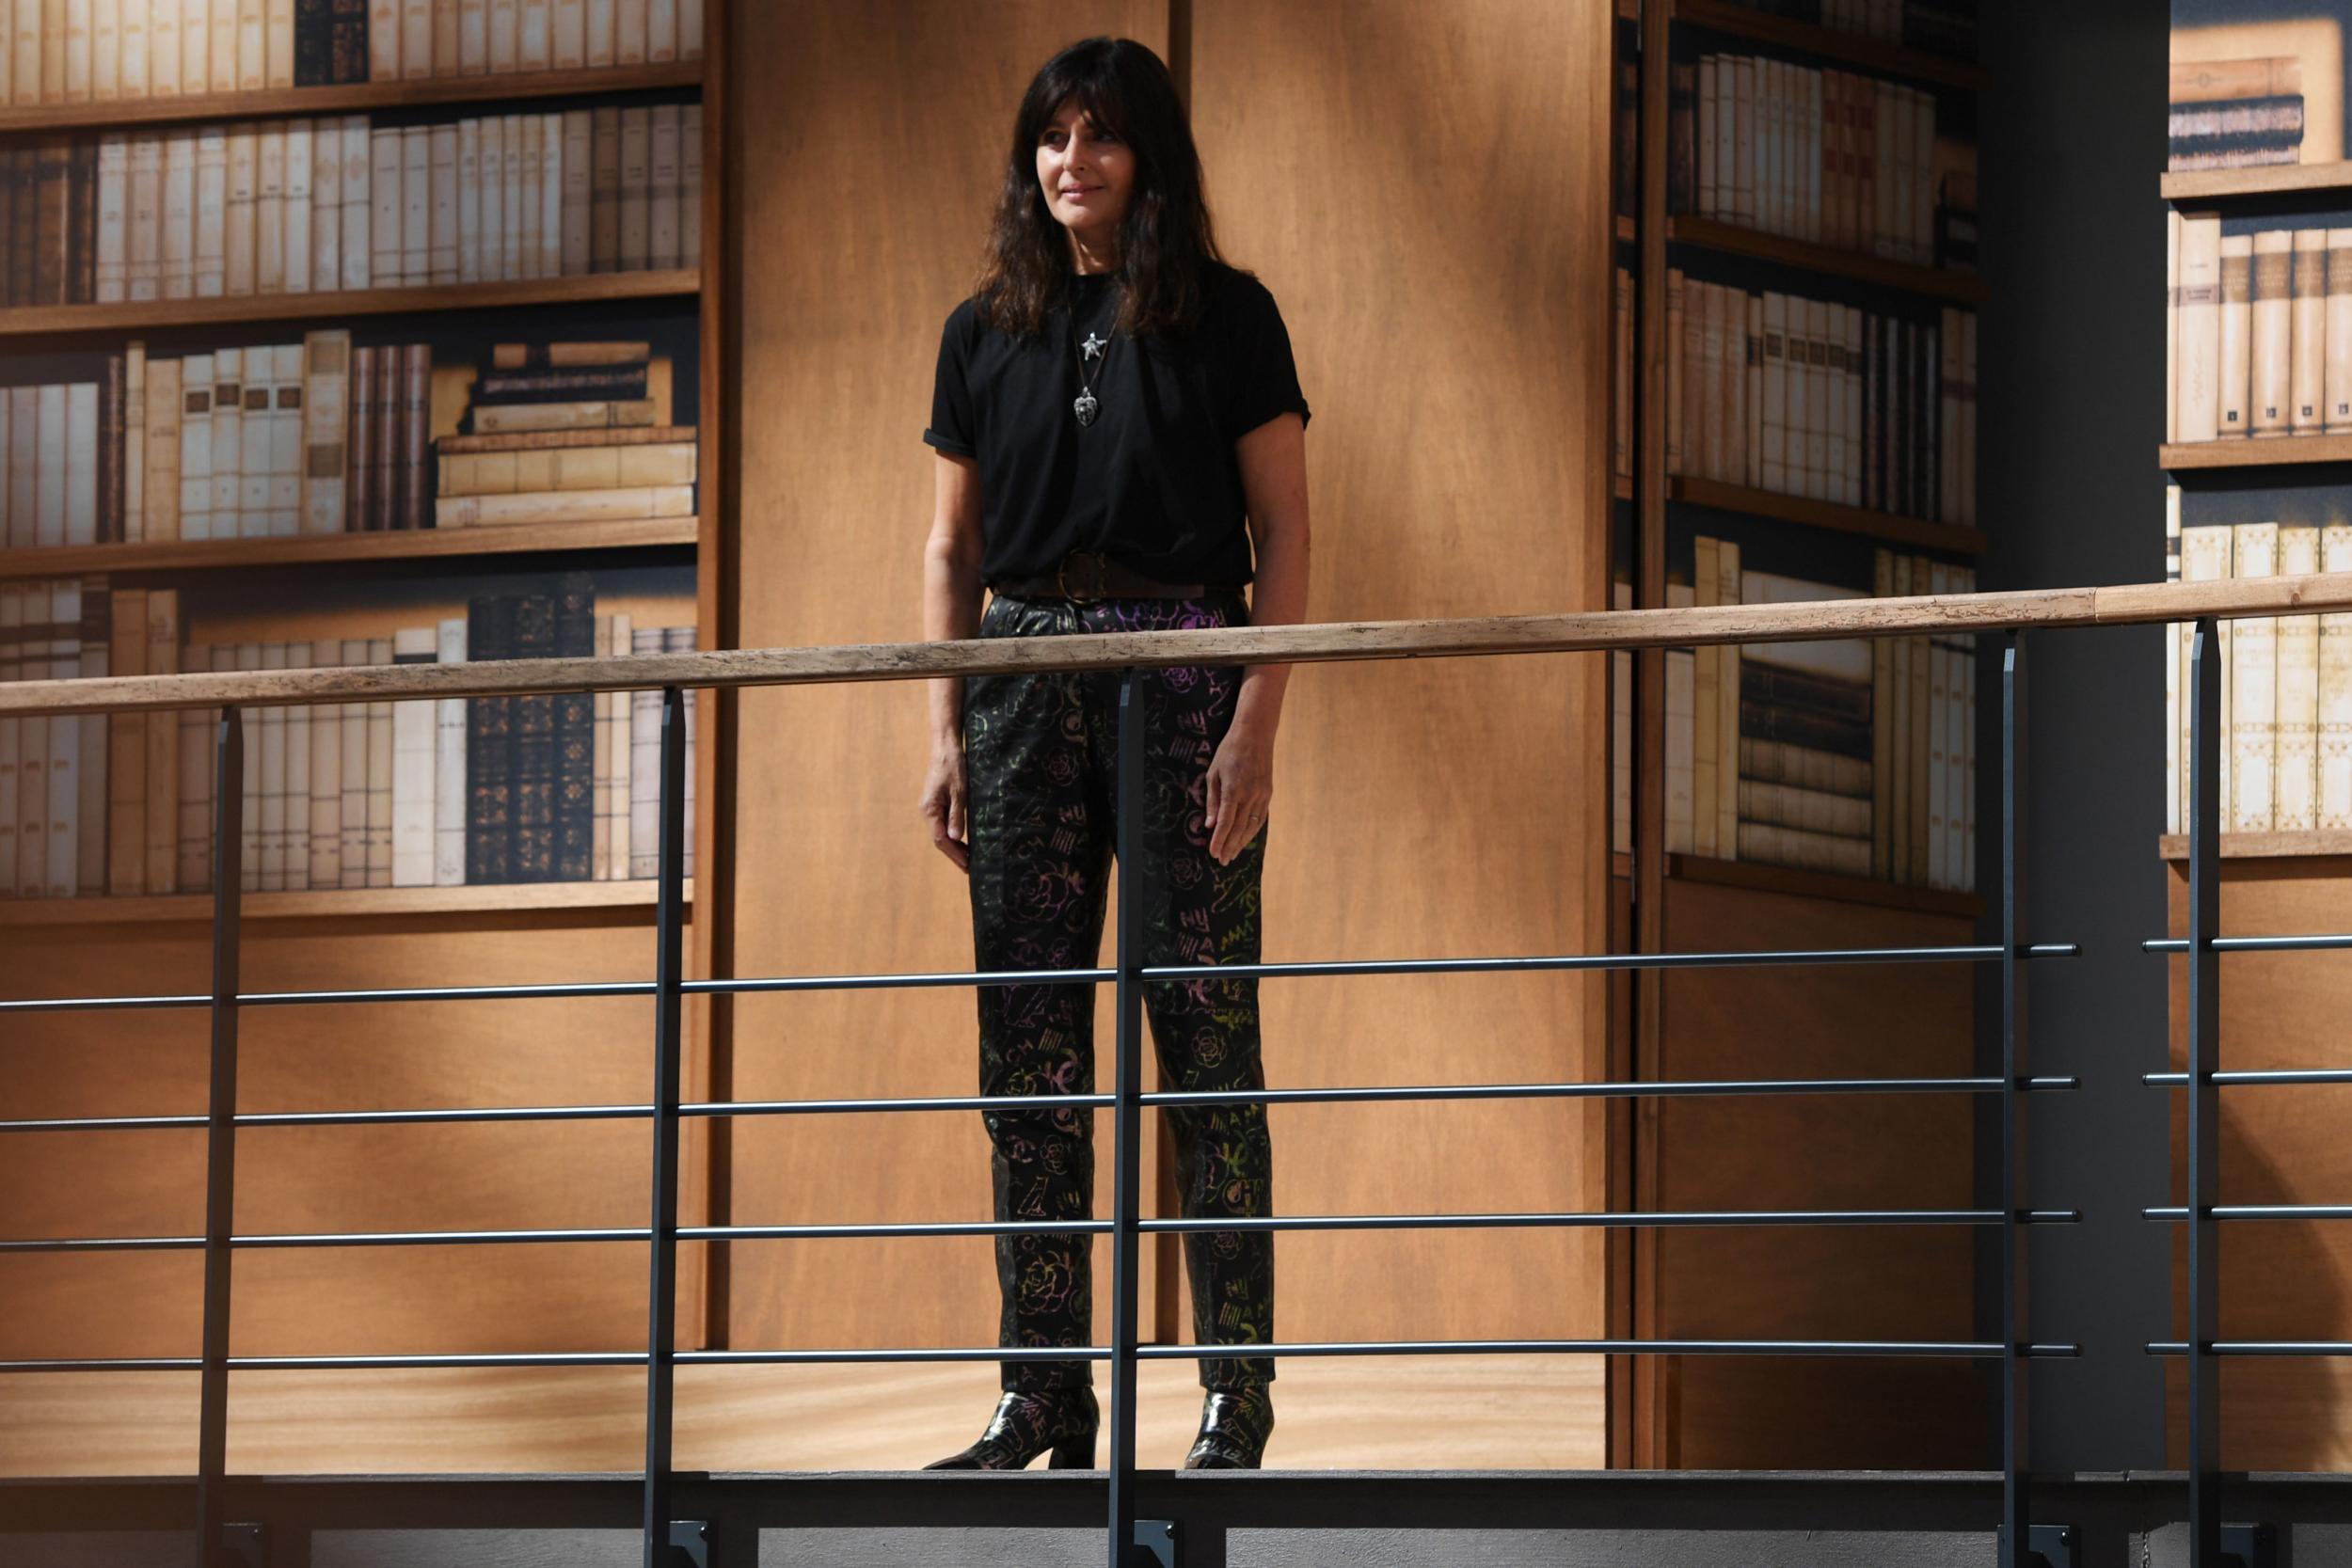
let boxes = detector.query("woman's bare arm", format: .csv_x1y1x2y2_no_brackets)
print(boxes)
924,450,986,745
1232,411,1310,737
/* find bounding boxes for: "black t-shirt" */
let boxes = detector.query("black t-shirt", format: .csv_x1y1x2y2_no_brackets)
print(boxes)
922,261,1311,588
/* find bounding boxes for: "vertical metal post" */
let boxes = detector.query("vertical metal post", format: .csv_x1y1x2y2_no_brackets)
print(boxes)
195,707,244,1568
1999,635,2029,1567
643,687,689,1568
2187,619,2222,1568
1107,670,1146,1568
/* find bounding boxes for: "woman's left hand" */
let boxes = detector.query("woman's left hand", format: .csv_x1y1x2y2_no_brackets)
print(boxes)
1203,721,1275,865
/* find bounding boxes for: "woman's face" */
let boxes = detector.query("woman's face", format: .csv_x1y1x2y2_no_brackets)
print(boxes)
1035,97,1135,249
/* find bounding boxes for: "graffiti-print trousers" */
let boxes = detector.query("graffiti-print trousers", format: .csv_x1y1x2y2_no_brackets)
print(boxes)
962,588,1276,1394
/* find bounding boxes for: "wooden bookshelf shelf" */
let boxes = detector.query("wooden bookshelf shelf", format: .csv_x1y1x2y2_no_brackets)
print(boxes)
1667,476,1985,555
1666,851,1982,918
0,269,699,340
2161,161,2352,203
2158,832,2352,863
0,517,698,580
1670,0,1988,91
0,61,703,136
1666,217,1989,304
2161,434,2352,470
0,878,689,927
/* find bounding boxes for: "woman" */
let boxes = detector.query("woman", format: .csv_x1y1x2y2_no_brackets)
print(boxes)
915,35,1311,1472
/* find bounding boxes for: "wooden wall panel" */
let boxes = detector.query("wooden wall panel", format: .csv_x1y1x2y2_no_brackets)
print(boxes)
0,910,702,1361
1659,879,1982,1468
725,0,1616,1387
2165,860,2352,1470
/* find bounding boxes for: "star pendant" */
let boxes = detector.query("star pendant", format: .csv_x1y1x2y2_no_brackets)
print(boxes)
1082,331,1106,361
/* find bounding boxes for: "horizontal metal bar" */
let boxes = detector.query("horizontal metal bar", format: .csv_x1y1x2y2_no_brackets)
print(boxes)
2142,933,2352,955
2144,1069,2352,1087
0,1074,2090,1139
2145,1205,2352,1222
1135,1210,2083,1234
0,943,2090,1020
2148,1342,2352,1356
0,1338,2090,1376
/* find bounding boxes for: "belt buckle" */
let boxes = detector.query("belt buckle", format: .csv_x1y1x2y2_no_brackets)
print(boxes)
1057,552,1105,603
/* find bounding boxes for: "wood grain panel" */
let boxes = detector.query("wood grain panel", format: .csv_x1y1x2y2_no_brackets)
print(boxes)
2164,862,2352,1470
725,0,1615,1410
0,912,704,1361
723,0,1176,1363
1658,876,1982,1467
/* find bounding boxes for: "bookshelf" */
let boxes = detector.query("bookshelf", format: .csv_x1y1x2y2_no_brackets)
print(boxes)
0,61,704,135
0,270,700,339
0,875,686,927
1615,0,1988,1472
2158,434,2352,471
0,515,695,579
2160,162,2352,203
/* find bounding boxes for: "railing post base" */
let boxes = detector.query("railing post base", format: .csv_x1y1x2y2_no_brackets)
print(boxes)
1131,1519,1177,1568
1996,1522,2074,1568
664,1520,711,1567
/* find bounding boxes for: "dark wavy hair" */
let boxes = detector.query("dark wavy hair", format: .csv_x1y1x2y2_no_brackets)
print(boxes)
971,36,1239,343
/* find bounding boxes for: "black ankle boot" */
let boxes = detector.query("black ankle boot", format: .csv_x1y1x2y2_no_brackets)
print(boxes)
924,1386,1100,1471
1181,1386,1274,1469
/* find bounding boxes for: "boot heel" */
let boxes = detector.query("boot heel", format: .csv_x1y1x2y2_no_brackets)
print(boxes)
1048,1429,1098,1469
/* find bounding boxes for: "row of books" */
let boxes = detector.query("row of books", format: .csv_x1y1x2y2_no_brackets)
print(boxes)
0,576,697,899
0,0,702,104
2164,501,2352,837
2168,57,2304,174
1671,53,1973,272
6,103,699,307
1664,273,1978,526
2166,214,2352,446
1708,0,1978,60
0,334,687,546
1613,540,1977,890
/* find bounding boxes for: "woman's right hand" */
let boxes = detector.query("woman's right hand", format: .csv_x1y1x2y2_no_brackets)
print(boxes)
921,739,970,871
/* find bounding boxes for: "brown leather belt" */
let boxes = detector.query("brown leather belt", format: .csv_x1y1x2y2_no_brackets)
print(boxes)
991,549,1234,602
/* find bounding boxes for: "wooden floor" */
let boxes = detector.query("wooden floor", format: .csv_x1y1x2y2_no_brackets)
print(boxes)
0,1356,1605,1476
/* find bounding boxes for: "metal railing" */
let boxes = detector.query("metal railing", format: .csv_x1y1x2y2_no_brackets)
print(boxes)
0,575,2333,1568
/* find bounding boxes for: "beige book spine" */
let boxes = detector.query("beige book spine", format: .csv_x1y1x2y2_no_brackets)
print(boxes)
500,110,522,277
208,346,241,539
2218,234,2252,436
644,0,665,60
516,0,545,68
440,440,692,493
606,609,629,877
457,0,484,72
2172,56,2303,103
561,108,591,274
430,0,455,75
2277,524,2322,832
284,641,310,887
551,0,580,67
434,616,465,885
456,115,480,281
2251,230,2292,437
222,121,254,297
681,102,698,269
309,637,342,890
2329,230,2352,434
2165,484,2181,836
341,117,370,289
1698,280,1724,482
282,119,310,293
194,124,226,296
253,123,282,294
181,0,208,91
9,0,32,103
65,0,90,102
2295,230,2328,433
593,611,612,879
389,626,434,885
536,110,559,277
614,0,641,63
436,482,690,526
2322,525,2352,830
485,0,513,71
471,399,657,434
516,111,542,277
2177,214,2222,442
163,128,195,298
94,0,118,98
106,589,148,895
300,328,349,534
675,0,693,57
585,0,610,66
144,0,175,95
399,0,426,76
618,103,647,270
265,0,291,85
144,591,179,892
177,352,211,538
145,354,181,541
400,123,428,283
339,639,368,886
2233,521,2279,831
64,381,98,546
1871,547,1893,877
438,420,686,451
2167,208,2181,444
175,646,218,893
366,636,395,887
124,341,145,540
1664,636,1693,855
1664,267,1685,475
1735,822,1871,878
477,113,503,278
428,119,457,282
206,0,233,92
1692,534,1720,858
232,0,259,89
647,101,677,270
1715,537,1740,859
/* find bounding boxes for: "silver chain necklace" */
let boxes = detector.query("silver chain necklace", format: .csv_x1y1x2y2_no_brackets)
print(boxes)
1070,283,1116,427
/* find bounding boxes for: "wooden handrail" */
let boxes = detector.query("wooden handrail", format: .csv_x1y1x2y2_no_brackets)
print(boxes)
0,575,2336,718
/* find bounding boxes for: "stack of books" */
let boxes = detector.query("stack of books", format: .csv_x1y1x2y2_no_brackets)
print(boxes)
1670,53,1974,272
2169,57,2303,174
2166,214,2352,446
2165,490,2352,837
0,572,696,899
0,105,699,307
1635,533,1977,889
1665,274,1977,527
0,332,688,545
0,0,704,103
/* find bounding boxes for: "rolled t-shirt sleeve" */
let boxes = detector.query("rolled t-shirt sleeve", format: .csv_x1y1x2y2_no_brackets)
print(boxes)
923,303,977,457
1218,277,1312,444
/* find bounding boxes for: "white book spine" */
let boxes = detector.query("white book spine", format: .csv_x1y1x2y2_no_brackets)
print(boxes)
676,0,695,58
254,122,284,294
457,115,481,282
606,610,629,879
163,129,195,299
310,638,342,891
551,0,579,66
179,352,212,540
341,116,371,290
458,0,485,72
476,113,503,279
282,119,310,293
369,127,402,285
310,115,342,289
194,125,227,296
2278,526,2323,832
95,134,128,301
238,346,271,537
224,122,257,296
124,341,146,540
486,0,513,71
400,123,429,284
429,119,458,282
435,616,468,885
400,0,428,77
628,625,660,876
284,641,311,888
128,131,162,301
268,339,301,536
340,638,370,887
64,382,98,547
2233,522,2279,832
390,626,437,885
368,0,398,77
209,346,242,538
2322,525,2352,830
300,328,349,534
585,0,611,67
259,641,286,890
517,0,545,67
